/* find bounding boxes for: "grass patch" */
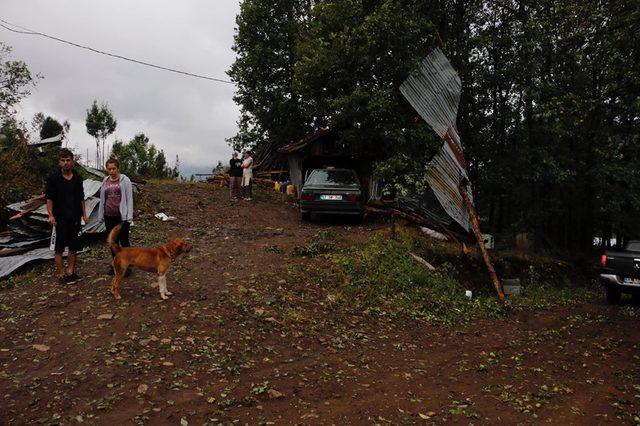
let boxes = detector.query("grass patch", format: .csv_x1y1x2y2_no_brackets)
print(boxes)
292,229,335,257
332,228,599,325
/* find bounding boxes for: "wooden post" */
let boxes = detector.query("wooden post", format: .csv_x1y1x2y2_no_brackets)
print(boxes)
459,182,505,300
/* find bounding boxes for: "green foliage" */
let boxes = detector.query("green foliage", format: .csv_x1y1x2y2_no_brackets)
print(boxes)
111,133,176,179
39,116,63,139
292,0,445,194
294,0,436,153
292,228,335,257
85,100,116,140
85,100,117,167
457,0,640,248
0,119,79,213
227,0,313,153
0,120,37,209
0,42,41,121
172,155,180,180
334,231,469,324
230,0,640,250
332,229,598,325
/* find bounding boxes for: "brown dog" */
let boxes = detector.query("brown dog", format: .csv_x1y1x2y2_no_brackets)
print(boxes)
108,224,192,300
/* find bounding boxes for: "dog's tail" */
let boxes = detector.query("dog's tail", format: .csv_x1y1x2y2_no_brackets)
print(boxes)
108,224,122,254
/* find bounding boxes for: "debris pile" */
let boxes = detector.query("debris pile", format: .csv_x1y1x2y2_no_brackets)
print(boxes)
1,172,139,278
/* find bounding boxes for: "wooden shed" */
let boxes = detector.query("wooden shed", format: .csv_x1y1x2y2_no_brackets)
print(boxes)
278,128,382,201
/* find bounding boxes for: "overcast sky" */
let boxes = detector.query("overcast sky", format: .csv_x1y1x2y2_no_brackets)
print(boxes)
2,1,241,176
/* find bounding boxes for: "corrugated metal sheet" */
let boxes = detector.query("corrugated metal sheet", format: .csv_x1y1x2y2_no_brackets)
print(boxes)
28,133,63,146
425,144,471,230
0,247,86,279
8,179,103,216
400,49,461,140
1,178,112,278
400,48,472,231
83,166,107,179
399,188,453,226
83,179,103,199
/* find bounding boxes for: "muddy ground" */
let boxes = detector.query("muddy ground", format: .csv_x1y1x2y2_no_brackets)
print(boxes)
1,182,640,425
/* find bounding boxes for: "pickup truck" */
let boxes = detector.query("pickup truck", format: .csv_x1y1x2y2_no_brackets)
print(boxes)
600,240,640,303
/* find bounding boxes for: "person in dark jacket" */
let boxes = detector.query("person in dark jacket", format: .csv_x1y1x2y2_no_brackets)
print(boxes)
228,152,243,200
45,148,88,284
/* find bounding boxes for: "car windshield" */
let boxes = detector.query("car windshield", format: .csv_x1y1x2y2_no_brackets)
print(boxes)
306,169,359,187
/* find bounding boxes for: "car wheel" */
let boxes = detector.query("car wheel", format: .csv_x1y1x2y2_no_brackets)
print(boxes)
301,211,311,221
606,287,621,304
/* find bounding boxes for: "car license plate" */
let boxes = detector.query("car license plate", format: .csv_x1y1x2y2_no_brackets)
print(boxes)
320,194,342,201
623,278,640,285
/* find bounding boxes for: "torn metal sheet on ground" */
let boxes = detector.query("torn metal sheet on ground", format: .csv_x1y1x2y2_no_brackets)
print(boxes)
0,247,87,279
1,176,128,278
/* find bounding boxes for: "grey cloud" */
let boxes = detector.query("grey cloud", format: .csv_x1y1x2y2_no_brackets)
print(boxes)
3,0,241,170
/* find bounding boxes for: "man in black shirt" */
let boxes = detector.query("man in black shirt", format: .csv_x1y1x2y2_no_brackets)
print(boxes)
45,149,88,283
228,151,243,200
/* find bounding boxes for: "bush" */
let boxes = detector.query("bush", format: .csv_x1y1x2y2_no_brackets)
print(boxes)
332,228,599,325
333,231,469,324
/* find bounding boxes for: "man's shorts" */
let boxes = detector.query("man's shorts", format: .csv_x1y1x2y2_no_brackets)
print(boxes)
54,220,83,254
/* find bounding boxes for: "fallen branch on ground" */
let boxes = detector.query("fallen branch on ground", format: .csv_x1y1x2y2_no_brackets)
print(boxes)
409,252,436,271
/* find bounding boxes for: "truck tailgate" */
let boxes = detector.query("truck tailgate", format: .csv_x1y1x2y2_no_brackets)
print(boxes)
605,251,640,279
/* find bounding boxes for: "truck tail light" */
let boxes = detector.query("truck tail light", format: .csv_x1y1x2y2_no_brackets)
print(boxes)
345,194,361,202
300,193,314,201
600,254,607,268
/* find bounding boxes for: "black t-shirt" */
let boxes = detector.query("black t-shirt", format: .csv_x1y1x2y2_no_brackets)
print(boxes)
45,170,84,222
229,158,243,177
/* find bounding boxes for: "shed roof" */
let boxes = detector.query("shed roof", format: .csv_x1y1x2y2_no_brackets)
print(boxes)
278,128,331,154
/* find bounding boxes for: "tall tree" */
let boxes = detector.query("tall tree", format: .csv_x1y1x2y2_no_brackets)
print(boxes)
30,112,45,138
39,116,63,140
293,0,442,194
228,0,313,168
111,133,175,179
0,42,41,122
85,100,117,168
229,0,640,250
173,155,180,179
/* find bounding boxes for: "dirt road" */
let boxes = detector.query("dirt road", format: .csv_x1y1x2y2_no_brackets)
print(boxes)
1,182,639,425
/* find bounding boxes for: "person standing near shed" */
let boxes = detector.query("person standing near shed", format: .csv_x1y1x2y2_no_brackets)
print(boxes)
241,150,253,201
98,157,134,275
228,151,243,200
45,148,88,284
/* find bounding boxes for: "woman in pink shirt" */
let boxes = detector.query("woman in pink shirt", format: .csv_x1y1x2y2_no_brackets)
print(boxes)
98,157,134,275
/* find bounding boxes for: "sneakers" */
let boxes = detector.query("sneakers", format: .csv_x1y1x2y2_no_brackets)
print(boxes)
244,197,253,201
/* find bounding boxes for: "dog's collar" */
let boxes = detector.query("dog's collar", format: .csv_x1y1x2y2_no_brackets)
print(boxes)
159,246,175,260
